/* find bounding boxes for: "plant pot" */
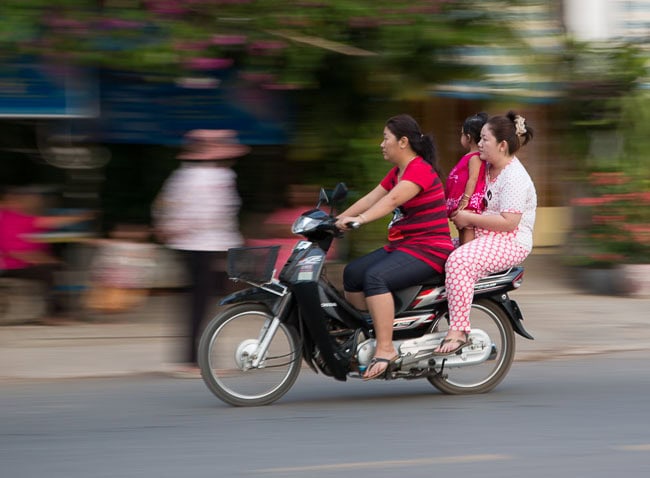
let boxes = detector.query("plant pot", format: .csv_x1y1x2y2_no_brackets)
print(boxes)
573,266,629,296
620,264,650,298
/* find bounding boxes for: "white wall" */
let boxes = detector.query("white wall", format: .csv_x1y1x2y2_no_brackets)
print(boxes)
564,0,618,40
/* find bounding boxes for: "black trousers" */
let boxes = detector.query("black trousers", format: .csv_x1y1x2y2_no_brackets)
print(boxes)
343,248,439,297
181,250,228,365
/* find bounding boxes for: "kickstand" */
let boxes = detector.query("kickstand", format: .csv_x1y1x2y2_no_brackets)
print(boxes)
433,357,447,379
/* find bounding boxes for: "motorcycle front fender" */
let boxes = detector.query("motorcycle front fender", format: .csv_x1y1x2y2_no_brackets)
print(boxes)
219,287,281,307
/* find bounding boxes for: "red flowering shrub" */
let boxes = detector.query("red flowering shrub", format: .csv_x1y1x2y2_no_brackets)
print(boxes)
570,171,650,267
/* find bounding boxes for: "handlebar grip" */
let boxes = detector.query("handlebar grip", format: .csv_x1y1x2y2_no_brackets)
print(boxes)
346,221,361,230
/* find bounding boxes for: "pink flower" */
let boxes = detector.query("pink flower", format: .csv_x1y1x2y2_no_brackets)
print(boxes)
174,40,210,52
239,72,276,82
248,41,287,56
211,35,247,46
349,17,379,28
100,18,144,29
621,224,650,244
572,197,608,206
590,253,625,262
589,172,629,186
592,215,626,224
145,0,188,15
277,18,313,27
185,57,234,70
44,17,87,32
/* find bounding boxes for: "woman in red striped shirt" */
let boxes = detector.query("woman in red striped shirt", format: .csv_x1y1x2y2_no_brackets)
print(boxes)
335,114,454,380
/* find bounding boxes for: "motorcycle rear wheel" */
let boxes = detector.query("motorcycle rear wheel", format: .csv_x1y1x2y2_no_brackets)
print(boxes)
428,298,515,394
198,303,301,407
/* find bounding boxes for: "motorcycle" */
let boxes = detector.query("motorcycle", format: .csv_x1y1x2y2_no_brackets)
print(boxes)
198,183,533,406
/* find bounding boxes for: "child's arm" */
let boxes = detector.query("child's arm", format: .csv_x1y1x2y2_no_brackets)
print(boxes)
458,154,482,210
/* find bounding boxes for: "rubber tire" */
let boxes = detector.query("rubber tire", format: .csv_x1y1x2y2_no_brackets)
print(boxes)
198,303,301,407
428,298,516,395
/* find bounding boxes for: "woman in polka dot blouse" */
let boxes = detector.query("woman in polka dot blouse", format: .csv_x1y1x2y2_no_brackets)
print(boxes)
434,111,537,355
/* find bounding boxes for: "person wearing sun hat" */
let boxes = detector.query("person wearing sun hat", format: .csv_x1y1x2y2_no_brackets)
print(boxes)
152,129,250,376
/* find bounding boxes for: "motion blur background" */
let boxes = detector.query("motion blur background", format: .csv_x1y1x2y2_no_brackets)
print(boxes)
1,0,649,310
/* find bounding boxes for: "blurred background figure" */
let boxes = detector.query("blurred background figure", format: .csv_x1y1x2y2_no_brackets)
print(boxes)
83,223,156,315
152,129,249,377
247,183,339,272
0,186,93,324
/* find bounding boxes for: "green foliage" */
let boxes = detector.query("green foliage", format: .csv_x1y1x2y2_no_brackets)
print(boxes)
567,92,650,267
0,1,507,86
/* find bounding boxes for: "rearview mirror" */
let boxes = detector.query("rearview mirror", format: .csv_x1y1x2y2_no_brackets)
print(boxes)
330,183,348,203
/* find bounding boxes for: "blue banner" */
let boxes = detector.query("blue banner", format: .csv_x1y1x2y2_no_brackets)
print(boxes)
0,59,97,118
97,70,290,145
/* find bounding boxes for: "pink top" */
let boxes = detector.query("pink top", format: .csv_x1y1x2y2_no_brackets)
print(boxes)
0,209,49,270
445,151,487,216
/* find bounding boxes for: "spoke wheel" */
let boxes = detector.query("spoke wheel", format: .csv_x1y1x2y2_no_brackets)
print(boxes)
198,304,301,407
428,299,515,394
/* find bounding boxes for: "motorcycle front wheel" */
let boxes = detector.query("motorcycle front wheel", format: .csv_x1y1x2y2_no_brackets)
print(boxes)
428,298,515,395
198,303,301,407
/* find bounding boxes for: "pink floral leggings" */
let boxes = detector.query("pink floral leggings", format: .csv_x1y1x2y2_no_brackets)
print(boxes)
445,231,530,332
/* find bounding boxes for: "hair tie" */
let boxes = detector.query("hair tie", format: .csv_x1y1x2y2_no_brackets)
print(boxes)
514,115,527,136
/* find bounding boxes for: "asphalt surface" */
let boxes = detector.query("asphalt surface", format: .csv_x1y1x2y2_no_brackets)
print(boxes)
1,251,649,381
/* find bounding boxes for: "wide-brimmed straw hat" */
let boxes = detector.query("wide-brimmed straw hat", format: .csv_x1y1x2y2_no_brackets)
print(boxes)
177,129,250,161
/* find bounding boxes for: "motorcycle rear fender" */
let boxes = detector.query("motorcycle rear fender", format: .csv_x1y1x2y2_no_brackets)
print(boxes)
490,295,534,340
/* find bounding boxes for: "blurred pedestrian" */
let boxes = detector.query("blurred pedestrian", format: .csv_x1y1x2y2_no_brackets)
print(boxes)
0,186,93,324
152,130,249,376
445,112,488,245
434,111,536,355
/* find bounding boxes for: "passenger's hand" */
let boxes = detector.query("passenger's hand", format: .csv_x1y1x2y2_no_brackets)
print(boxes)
452,210,474,230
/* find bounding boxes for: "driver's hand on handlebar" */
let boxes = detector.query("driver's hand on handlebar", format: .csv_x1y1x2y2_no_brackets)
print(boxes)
335,215,362,231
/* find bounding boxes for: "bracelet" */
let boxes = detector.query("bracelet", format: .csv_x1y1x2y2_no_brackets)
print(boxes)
358,213,367,224
462,194,470,199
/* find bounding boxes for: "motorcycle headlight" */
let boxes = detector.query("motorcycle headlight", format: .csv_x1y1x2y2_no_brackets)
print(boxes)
292,215,321,234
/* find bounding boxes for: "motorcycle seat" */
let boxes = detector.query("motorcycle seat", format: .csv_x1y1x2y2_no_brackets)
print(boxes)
418,267,518,288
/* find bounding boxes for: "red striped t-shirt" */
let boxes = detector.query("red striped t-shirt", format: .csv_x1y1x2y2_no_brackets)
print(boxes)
379,157,453,273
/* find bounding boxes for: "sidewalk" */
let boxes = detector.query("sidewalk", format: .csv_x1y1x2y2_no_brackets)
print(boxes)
1,251,649,380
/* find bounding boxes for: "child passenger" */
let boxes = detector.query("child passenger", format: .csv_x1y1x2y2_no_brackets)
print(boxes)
445,112,488,244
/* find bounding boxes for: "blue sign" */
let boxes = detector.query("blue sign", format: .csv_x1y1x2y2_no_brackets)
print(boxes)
0,58,97,118
97,70,290,145
0,58,289,145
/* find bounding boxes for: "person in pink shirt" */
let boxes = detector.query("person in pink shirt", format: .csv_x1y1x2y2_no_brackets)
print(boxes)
445,112,488,245
0,187,92,322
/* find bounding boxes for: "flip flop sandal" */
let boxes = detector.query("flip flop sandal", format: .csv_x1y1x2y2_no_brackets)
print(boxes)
432,335,471,356
363,355,398,381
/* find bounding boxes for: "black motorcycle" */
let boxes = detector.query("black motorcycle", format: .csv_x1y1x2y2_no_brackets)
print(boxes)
198,183,533,406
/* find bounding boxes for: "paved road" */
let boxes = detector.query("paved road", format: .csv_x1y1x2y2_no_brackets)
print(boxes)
2,351,650,478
